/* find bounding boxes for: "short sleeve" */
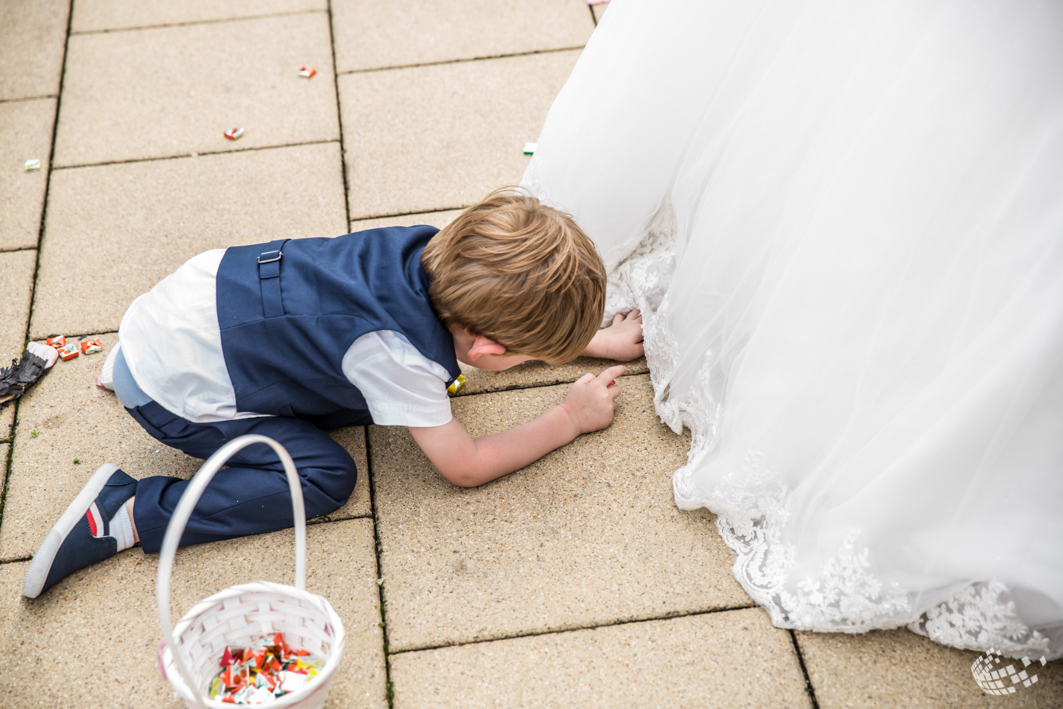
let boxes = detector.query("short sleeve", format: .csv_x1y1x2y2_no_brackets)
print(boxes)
340,331,454,427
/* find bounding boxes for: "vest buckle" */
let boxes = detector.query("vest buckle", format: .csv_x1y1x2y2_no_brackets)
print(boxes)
257,250,283,264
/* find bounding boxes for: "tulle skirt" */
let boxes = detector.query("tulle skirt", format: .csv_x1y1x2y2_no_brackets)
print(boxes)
523,0,1063,658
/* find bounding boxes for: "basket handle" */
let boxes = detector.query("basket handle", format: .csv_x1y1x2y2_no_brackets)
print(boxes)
156,435,307,708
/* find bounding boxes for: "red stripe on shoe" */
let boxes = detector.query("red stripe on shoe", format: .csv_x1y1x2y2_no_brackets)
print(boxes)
86,502,103,537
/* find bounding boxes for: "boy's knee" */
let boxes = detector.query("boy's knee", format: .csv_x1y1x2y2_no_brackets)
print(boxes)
300,450,358,509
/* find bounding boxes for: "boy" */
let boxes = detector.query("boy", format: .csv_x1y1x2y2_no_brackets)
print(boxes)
23,189,643,598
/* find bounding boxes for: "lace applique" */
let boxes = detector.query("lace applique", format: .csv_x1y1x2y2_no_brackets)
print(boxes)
686,452,912,633
909,582,1051,657
601,195,1056,660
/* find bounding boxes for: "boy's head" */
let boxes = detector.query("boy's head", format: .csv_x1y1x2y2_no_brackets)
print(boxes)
421,188,606,366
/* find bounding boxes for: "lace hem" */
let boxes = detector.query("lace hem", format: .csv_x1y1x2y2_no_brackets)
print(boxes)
604,197,1056,660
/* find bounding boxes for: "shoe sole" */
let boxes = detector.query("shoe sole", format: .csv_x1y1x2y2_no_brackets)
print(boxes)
22,463,121,598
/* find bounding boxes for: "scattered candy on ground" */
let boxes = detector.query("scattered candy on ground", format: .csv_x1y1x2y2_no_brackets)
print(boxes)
80,338,103,355
298,66,317,78
208,632,323,705
24,159,41,172
224,127,245,140
523,142,537,155
42,336,104,363
57,344,79,361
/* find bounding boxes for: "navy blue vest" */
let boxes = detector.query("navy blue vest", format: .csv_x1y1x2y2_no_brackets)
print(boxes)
215,226,460,418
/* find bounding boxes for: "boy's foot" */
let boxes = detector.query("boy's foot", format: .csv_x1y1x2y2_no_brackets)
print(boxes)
22,464,137,598
0,342,59,408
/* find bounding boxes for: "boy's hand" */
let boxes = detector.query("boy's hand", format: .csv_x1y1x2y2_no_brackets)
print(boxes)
559,365,627,435
583,310,644,361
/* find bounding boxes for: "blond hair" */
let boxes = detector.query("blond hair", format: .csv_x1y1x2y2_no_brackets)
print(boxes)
421,188,606,363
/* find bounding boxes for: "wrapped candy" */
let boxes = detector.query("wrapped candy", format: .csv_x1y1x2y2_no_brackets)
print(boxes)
80,338,103,355
447,374,466,395
58,344,79,361
46,335,66,348
297,66,316,78
208,632,323,705
224,127,245,140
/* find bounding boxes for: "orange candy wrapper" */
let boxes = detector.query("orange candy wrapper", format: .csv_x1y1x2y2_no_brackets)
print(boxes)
80,338,103,355
57,344,79,361
46,335,66,348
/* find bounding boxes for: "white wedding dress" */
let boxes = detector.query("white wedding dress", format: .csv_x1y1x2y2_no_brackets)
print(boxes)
524,0,1063,659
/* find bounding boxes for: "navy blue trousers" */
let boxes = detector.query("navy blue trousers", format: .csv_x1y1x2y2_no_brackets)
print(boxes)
127,402,370,554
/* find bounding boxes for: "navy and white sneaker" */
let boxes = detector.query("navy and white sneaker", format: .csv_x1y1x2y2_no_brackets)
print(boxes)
23,464,137,598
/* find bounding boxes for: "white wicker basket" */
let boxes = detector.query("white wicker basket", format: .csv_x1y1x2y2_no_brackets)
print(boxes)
156,435,346,709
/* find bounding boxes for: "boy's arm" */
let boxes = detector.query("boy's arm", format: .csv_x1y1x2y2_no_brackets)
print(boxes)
410,365,627,488
582,310,644,361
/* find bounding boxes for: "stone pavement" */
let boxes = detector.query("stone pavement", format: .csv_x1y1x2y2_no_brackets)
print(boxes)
1,1,1060,707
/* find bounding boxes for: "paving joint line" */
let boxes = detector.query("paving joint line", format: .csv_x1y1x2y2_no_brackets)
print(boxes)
306,512,373,527
0,247,38,255
789,629,822,709
452,370,648,400
0,95,58,105
0,442,13,541
51,139,340,172
351,204,471,225
1,0,75,537
29,328,116,343
0,555,31,566
326,0,352,229
389,603,759,655
68,9,325,36
337,45,585,77
363,425,395,707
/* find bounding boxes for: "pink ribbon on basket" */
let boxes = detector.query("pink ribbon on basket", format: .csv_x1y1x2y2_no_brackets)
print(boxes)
157,640,168,680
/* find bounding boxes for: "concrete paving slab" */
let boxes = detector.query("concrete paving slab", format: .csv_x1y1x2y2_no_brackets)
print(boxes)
72,0,324,33
457,356,649,398
0,333,370,561
0,519,385,709
53,14,338,167
0,250,37,441
370,374,750,651
0,0,70,101
332,0,593,73
0,98,56,250
390,607,809,709
797,628,1063,708
350,208,463,235
32,142,347,340
340,50,578,219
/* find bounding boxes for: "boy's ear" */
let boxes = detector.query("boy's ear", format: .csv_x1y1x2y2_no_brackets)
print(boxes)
467,335,507,361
